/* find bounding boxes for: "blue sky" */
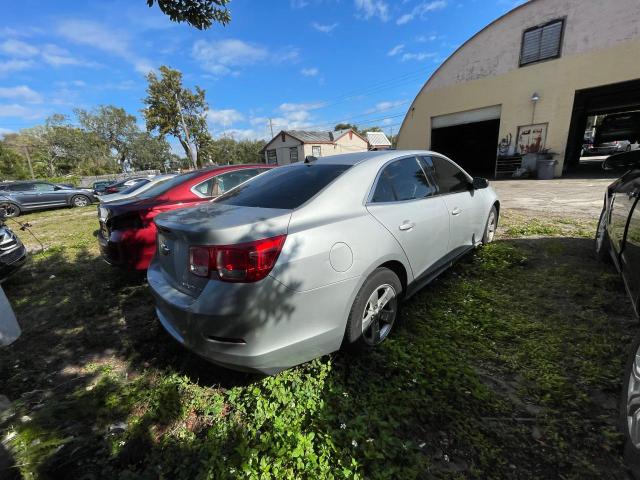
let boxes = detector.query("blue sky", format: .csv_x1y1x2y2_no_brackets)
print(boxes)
0,0,522,149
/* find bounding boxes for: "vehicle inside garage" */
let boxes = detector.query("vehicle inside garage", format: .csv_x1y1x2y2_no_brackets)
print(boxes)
565,79,640,174
431,118,500,177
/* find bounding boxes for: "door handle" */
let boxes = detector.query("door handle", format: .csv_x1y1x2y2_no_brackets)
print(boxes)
451,207,462,216
399,221,415,231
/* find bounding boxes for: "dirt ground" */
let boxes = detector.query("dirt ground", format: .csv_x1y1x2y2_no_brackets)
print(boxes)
492,176,614,220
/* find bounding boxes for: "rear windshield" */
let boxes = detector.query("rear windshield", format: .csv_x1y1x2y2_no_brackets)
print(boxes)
119,179,151,195
216,164,351,209
135,171,202,199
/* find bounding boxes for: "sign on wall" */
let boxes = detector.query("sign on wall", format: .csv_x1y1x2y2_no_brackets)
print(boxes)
516,123,548,154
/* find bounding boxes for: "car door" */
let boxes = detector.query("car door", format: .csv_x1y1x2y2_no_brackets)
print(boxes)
428,155,483,252
32,183,67,206
6,183,38,207
619,172,640,313
366,156,450,279
610,171,640,254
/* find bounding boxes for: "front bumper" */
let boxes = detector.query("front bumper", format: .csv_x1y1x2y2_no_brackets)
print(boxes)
0,245,27,282
147,259,360,374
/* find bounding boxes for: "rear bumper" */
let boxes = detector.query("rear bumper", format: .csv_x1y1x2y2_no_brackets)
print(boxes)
147,259,360,374
97,225,157,270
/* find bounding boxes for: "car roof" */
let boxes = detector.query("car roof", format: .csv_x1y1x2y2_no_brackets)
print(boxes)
315,150,443,166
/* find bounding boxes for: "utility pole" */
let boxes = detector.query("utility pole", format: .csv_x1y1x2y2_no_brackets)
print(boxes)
269,118,274,138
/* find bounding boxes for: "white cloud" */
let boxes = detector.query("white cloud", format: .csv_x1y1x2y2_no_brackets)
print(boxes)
416,34,439,42
223,128,268,141
279,102,325,113
192,39,270,75
0,86,42,103
312,22,339,33
56,19,153,75
0,59,33,76
207,108,245,126
365,100,406,114
401,51,437,62
354,0,389,21
0,104,45,120
41,44,91,67
0,127,13,138
387,44,405,56
301,67,319,77
397,0,447,25
0,39,38,58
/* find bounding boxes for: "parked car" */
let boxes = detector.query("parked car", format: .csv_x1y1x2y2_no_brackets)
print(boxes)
0,181,97,217
97,164,273,270
585,140,639,156
102,177,149,195
0,211,27,282
0,286,20,346
100,174,176,204
594,149,640,476
92,180,115,195
148,150,500,374
594,112,640,146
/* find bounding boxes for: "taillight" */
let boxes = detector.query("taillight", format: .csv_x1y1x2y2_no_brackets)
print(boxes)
189,235,287,283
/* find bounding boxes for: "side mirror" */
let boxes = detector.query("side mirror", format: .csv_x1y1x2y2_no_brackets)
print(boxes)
472,177,489,189
603,151,640,171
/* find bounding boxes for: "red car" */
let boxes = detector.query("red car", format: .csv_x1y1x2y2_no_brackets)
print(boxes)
97,164,273,270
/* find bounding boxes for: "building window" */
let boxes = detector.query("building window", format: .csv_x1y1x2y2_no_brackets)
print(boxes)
519,19,564,67
312,146,321,157
289,147,298,163
266,149,277,164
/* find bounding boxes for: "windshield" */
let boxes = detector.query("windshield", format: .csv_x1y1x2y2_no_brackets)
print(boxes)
134,171,202,200
215,164,352,210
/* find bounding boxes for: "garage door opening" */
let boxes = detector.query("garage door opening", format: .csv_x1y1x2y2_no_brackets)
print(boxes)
431,118,500,177
565,79,640,175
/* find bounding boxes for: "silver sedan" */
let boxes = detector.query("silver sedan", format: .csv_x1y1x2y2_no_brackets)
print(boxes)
148,150,500,374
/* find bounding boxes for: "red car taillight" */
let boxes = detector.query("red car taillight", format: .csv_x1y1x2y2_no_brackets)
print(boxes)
189,235,287,283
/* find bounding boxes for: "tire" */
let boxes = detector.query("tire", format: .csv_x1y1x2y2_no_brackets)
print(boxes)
621,332,640,479
482,206,498,244
0,202,20,218
627,145,633,152
595,207,611,263
71,195,90,208
345,267,402,350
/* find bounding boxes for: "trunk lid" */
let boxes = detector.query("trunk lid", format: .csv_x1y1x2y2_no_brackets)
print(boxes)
153,203,292,296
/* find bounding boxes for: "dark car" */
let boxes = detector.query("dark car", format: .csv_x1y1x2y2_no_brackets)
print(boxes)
92,180,115,195
0,181,98,217
97,164,273,270
102,177,149,195
0,212,27,282
594,150,640,475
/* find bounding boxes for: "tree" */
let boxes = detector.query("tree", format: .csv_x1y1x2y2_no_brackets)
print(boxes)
143,66,212,169
0,142,28,180
146,0,230,30
128,132,174,171
76,106,138,171
334,123,359,132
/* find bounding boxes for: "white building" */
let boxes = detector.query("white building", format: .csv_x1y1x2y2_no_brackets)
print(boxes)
262,130,369,165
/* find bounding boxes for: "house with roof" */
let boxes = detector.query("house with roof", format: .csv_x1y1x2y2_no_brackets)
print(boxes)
366,131,392,150
262,129,369,165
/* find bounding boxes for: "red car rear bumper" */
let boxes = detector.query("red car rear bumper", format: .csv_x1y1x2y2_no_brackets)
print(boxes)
98,223,157,270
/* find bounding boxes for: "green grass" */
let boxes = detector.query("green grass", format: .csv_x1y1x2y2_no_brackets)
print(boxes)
0,206,635,479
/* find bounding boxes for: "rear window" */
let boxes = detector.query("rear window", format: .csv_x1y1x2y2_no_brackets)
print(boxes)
135,171,203,199
216,164,351,209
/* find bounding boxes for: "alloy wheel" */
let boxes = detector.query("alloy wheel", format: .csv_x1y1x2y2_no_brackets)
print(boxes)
627,345,640,448
73,196,89,207
0,203,18,218
361,284,396,346
486,211,497,242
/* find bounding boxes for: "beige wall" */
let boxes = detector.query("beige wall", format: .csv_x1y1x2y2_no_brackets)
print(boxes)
263,133,302,165
397,0,640,176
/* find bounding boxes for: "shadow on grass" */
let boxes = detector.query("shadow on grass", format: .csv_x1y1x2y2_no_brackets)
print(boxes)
0,236,636,479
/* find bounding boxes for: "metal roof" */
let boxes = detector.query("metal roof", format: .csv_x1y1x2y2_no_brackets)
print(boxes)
366,131,392,147
286,130,350,143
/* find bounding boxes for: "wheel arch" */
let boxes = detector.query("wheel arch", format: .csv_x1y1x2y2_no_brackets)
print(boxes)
377,260,408,297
